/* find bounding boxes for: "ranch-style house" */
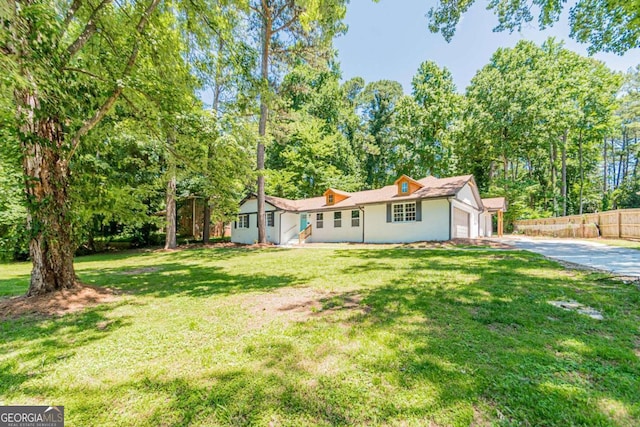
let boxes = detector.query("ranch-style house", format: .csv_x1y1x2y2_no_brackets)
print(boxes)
231,174,506,245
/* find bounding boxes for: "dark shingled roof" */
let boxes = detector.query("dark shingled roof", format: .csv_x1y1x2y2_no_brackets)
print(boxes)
260,175,476,212
481,197,507,212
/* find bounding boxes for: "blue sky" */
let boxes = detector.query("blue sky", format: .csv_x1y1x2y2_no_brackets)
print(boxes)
333,1,640,93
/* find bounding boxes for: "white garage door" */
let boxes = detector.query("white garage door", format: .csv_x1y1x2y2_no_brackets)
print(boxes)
453,207,470,238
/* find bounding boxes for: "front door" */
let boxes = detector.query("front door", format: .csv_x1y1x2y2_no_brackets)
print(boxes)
300,213,308,231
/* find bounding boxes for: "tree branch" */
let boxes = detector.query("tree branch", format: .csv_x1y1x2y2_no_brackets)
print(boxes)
66,0,114,60
248,4,264,18
272,0,296,23
0,44,14,55
67,0,161,160
273,9,300,34
62,66,108,81
62,0,83,33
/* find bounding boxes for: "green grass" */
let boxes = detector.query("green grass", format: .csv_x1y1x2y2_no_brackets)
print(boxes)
591,238,640,250
1,247,639,426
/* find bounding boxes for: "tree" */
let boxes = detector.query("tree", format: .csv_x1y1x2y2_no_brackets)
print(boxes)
266,61,363,198
427,0,640,54
408,60,460,177
358,80,404,187
246,0,347,243
607,66,640,208
1,0,195,295
178,0,256,243
457,38,621,224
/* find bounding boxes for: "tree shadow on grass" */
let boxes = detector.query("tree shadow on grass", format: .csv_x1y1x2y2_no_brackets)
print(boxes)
320,249,640,425
1,247,279,298
20,339,432,426
0,274,31,297
0,302,132,399
78,262,303,298
73,246,278,265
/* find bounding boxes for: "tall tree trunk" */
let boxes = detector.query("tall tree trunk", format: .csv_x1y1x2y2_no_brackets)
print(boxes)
578,130,584,215
623,129,630,184
550,140,558,216
256,11,272,244
603,136,607,195
204,39,223,246
20,105,77,296
561,130,568,216
165,173,177,249
12,0,160,296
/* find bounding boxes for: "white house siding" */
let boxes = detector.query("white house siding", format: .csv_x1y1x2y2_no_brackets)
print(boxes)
364,199,450,243
479,212,493,237
450,199,481,238
307,209,363,243
456,183,481,209
280,212,300,244
231,199,281,244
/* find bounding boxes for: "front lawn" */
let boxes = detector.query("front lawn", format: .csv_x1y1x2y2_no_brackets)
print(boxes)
1,247,639,426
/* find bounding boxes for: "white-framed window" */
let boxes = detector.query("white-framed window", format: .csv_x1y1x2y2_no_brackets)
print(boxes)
266,212,274,227
401,181,409,193
238,214,250,228
393,203,416,222
334,211,342,228
328,194,334,205
316,213,324,229
351,210,360,227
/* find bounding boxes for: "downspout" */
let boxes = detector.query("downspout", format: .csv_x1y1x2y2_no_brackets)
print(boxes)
278,210,282,245
360,206,365,243
448,198,453,240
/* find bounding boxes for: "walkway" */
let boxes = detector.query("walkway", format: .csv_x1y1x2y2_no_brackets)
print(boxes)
501,236,640,277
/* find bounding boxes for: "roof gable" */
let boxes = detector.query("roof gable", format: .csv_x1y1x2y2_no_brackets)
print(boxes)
394,175,424,196
323,188,351,206
482,197,507,212
242,174,482,213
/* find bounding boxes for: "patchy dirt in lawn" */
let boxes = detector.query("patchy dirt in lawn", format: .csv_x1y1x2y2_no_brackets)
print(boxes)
243,288,370,326
0,284,119,320
118,267,162,275
282,238,515,250
401,238,515,250
161,242,275,252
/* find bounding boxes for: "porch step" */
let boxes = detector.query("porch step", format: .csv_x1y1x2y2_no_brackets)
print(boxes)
281,238,304,247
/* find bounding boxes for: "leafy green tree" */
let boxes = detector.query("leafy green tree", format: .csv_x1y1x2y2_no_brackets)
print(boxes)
266,62,363,197
458,39,621,223
2,0,168,294
246,0,347,243
1,0,214,294
407,60,460,177
428,0,640,54
607,66,640,209
358,79,404,187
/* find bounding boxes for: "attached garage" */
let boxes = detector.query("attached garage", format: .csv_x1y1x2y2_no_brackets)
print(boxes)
453,207,470,238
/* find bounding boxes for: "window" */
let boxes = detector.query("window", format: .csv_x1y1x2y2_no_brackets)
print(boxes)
266,212,274,227
401,181,409,193
316,213,324,229
238,214,249,228
392,203,416,222
405,203,416,221
351,210,360,227
334,211,342,228
328,194,334,205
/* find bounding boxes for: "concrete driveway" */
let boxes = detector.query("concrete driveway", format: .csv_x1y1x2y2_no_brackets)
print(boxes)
500,236,640,278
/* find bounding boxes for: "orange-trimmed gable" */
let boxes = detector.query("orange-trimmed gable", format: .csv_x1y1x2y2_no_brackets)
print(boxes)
394,175,424,196
323,188,351,206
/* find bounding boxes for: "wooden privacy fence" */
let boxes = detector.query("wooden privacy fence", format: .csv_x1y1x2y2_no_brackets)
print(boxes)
514,208,640,239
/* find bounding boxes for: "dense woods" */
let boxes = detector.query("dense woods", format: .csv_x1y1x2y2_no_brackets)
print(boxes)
0,0,639,295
